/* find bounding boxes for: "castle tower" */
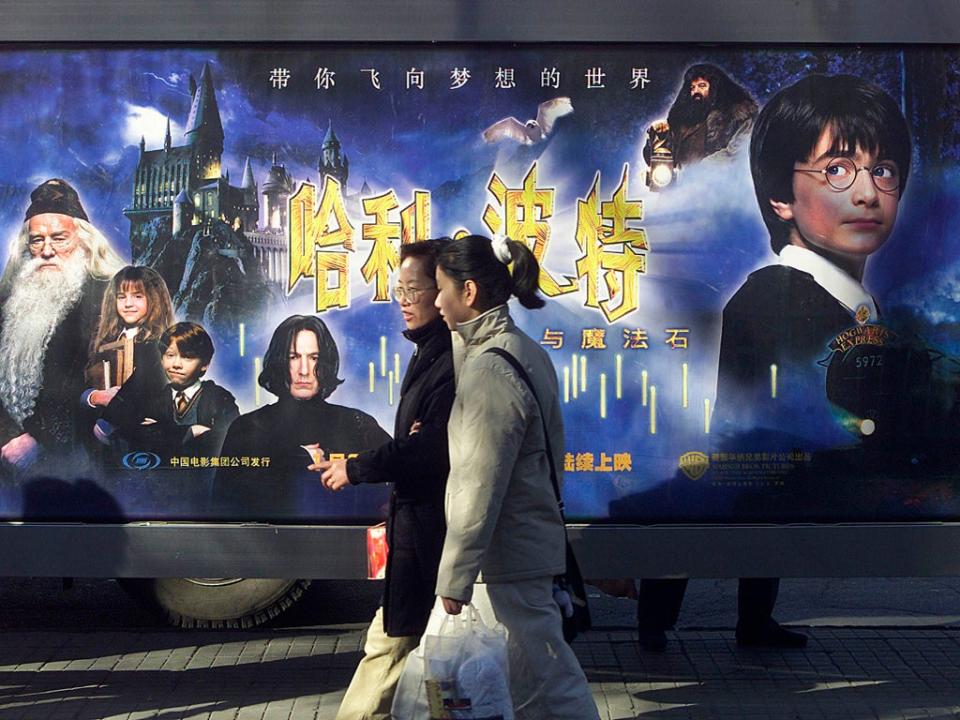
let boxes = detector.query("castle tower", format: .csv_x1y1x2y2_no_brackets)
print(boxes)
318,119,349,188
125,62,226,254
238,157,259,231
241,157,257,194
185,62,225,182
125,61,260,257
261,152,295,231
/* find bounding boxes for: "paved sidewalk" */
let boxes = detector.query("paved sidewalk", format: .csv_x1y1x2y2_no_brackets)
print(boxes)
1,626,959,719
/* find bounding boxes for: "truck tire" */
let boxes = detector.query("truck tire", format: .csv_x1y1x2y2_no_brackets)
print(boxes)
118,577,311,628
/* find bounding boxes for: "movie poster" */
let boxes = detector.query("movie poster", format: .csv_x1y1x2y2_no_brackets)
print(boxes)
0,45,958,524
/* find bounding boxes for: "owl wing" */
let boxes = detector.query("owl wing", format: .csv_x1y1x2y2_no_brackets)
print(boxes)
482,116,532,144
536,97,574,136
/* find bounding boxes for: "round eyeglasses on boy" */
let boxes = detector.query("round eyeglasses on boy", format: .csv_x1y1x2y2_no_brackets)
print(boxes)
794,157,900,193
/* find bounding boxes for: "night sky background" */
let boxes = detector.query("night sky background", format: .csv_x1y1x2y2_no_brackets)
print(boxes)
1,44,958,522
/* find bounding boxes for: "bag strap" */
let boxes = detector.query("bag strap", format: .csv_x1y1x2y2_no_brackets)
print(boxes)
484,347,565,519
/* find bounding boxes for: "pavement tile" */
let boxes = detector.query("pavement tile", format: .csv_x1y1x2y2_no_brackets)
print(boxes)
1,627,960,719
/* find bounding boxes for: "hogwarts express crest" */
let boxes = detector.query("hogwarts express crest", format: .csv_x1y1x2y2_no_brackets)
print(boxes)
821,324,935,439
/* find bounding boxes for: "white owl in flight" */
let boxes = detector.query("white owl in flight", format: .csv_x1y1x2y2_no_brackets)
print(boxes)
482,97,574,145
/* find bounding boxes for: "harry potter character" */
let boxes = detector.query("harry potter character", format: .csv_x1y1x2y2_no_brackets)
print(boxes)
720,74,910,411
0,178,124,471
99,322,239,459
83,266,175,442
211,315,390,519
638,74,912,652
643,63,758,170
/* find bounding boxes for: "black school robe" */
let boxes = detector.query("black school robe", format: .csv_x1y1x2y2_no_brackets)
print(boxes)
210,394,391,521
104,379,240,459
717,264,855,419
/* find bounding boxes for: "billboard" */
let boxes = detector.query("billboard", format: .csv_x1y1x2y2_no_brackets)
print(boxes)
1,45,958,524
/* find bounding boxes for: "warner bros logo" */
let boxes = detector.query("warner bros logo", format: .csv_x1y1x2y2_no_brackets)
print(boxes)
679,451,710,481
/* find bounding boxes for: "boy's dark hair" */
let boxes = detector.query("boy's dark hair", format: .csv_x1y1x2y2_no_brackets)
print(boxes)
159,322,215,366
750,74,912,254
399,237,450,280
259,315,343,400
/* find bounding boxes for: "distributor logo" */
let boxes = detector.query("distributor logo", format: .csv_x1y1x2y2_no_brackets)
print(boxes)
679,451,709,481
122,451,162,471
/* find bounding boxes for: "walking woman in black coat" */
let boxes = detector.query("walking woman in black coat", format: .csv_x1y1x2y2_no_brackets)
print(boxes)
314,238,455,720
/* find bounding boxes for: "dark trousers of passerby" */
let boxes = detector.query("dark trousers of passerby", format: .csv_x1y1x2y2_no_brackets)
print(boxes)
637,577,780,633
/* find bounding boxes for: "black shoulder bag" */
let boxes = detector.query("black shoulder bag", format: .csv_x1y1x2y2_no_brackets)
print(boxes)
485,347,591,643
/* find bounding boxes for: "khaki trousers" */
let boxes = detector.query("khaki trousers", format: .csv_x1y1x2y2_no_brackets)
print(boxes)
471,576,600,720
335,606,419,720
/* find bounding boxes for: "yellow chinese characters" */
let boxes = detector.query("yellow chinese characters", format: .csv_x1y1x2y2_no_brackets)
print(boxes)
361,191,402,302
575,164,648,323
580,328,607,350
540,328,564,349
563,451,633,473
289,179,433,311
482,162,578,297
289,177,355,311
361,190,432,301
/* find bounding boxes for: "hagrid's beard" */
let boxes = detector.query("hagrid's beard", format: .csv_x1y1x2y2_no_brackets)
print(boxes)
671,93,713,127
0,251,88,425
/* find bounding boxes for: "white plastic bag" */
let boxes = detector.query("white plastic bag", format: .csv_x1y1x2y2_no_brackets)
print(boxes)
423,605,513,720
392,599,448,720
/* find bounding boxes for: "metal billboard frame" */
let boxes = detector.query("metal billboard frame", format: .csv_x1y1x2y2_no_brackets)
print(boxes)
0,0,958,579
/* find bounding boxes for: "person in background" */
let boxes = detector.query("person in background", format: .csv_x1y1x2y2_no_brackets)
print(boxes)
83,265,175,445
643,62,757,170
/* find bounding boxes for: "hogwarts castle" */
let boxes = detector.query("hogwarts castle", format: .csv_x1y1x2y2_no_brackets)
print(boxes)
124,64,256,244
124,63,351,286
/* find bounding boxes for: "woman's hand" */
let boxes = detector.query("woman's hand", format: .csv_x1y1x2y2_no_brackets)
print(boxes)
441,597,464,615
314,458,350,491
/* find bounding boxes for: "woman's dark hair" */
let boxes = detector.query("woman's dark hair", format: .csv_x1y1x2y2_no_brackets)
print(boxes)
159,322,215,365
436,235,545,311
259,315,344,399
750,74,912,253
399,237,450,279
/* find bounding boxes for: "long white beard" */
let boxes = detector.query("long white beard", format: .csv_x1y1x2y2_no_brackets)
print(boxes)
0,252,88,425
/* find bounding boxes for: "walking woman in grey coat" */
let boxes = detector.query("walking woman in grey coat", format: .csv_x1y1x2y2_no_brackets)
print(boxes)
434,234,599,720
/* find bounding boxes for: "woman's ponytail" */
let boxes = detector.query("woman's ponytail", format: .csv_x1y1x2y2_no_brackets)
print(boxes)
506,239,545,309
437,234,546,312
